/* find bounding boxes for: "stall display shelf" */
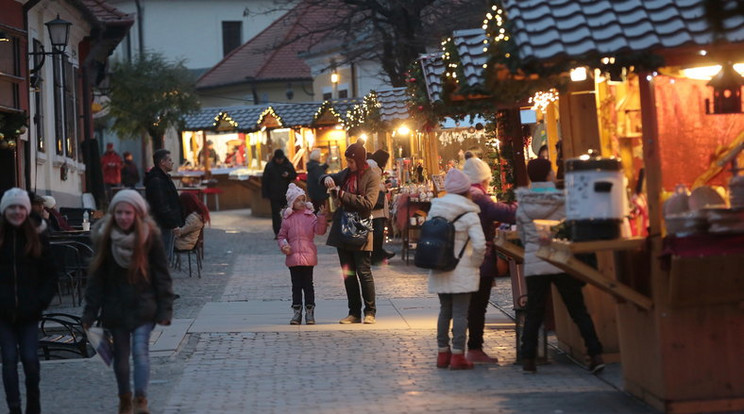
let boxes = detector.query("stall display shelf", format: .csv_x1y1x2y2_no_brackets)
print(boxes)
401,200,431,265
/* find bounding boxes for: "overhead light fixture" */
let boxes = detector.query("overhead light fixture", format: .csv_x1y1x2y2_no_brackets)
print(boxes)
330,71,339,84
570,67,587,82
28,14,72,73
0,32,10,42
396,125,411,136
706,61,744,114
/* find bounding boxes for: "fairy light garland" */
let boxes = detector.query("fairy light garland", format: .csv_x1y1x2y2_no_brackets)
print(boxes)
529,89,559,112
212,112,239,129
345,91,382,132
257,107,282,127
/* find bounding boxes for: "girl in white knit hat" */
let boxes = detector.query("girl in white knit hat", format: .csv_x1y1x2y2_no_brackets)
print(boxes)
0,188,57,414
277,183,327,324
81,189,174,414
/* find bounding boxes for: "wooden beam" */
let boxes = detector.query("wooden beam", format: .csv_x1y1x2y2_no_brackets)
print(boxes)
537,243,653,310
567,237,646,253
494,230,524,262
639,72,663,237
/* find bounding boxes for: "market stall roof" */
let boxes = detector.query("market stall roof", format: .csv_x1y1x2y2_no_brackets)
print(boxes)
256,99,362,128
420,28,488,103
376,87,409,122
183,106,265,132
502,0,744,66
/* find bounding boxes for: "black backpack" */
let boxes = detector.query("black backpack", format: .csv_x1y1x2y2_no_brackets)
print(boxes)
414,212,470,271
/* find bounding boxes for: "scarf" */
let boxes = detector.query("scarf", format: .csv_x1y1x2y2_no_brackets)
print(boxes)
109,225,148,268
342,164,368,195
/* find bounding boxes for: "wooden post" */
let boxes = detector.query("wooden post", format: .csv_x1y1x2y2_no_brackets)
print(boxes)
638,73,662,236
500,108,528,187
545,102,559,171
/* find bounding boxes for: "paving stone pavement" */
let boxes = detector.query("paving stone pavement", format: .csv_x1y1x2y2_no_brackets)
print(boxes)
35,209,656,413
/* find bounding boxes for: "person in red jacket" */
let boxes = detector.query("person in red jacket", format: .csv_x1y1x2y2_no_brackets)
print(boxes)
101,143,123,202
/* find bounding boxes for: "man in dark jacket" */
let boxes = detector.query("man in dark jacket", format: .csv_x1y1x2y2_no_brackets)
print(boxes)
121,151,140,188
262,149,297,237
145,149,183,260
306,149,329,212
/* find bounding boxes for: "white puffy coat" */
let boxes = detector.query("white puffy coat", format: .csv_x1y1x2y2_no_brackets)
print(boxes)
426,193,486,294
515,182,564,277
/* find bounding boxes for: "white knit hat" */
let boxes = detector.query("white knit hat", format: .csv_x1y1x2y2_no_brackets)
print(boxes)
1,188,31,214
285,183,306,207
444,168,472,195
109,189,149,216
42,196,57,209
463,157,492,184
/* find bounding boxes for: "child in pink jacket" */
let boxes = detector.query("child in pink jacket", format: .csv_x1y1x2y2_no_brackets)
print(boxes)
277,183,328,325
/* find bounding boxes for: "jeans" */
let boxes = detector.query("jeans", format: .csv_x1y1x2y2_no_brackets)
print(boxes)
270,199,285,236
289,266,315,307
111,322,154,397
467,274,495,351
161,227,175,263
521,273,603,359
0,320,40,414
337,249,375,317
437,293,471,351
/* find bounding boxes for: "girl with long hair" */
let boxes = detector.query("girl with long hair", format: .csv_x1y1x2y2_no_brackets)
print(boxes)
82,190,174,414
173,192,210,251
0,188,57,414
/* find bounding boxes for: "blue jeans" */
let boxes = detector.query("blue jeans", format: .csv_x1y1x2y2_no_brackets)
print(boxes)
0,320,40,414
111,323,154,397
161,227,175,263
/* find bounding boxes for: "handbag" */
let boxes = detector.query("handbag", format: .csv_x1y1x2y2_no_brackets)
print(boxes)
339,209,372,248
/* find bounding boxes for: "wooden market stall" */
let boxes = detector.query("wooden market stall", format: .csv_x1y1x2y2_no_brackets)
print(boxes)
491,1,744,412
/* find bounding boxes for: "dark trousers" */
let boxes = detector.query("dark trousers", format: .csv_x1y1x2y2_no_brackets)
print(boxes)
371,217,386,263
310,198,327,215
0,321,40,414
337,249,376,317
521,273,603,359
290,266,315,307
467,274,495,350
270,199,285,236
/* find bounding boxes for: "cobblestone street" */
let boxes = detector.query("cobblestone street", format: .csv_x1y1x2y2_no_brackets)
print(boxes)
39,209,655,413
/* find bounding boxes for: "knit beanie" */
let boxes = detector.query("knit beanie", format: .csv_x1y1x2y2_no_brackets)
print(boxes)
109,189,149,216
370,149,390,169
344,143,367,168
285,183,306,207
527,158,553,182
444,168,471,195
42,196,57,209
274,149,285,160
0,188,31,214
462,157,492,184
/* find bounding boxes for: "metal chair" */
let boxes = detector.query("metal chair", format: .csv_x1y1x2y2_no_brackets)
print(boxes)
173,227,204,278
50,243,83,306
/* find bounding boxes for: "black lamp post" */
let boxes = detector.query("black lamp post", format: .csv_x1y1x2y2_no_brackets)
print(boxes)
29,14,72,73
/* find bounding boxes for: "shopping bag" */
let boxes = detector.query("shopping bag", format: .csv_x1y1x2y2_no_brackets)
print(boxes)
86,327,113,366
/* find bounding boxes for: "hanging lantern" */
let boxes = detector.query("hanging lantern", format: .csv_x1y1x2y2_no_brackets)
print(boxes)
706,62,744,114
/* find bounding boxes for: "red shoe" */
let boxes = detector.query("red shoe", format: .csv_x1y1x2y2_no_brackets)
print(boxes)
449,353,474,370
436,350,452,368
467,349,499,365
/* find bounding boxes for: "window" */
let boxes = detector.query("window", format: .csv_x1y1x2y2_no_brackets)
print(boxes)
32,40,45,153
0,34,21,110
322,92,332,101
63,59,79,160
338,89,348,99
222,21,242,56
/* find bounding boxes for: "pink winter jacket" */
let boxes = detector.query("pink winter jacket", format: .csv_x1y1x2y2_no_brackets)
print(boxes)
277,207,328,267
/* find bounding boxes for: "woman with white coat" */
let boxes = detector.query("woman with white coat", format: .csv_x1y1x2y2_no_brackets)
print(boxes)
427,168,486,370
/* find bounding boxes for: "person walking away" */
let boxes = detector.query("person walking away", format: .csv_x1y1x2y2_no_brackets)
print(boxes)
322,143,381,324
144,149,183,262
368,149,395,264
197,140,220,168
102,143,124,202
517,158,604,374
173,192,210,251
262,149,297,238
277,184,328,325
121,152,140,188
0,188,57,414
427,169,486,370
462,157,517,364
82,190,174,414
306,149,329,213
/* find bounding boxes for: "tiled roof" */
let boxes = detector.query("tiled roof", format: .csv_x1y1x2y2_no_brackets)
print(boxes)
419,28,488,103
376,87,410,122
183,106,265,131
77,0,133,25
329,99,363,121
197,1,344,89
502,0,744,64
269,103,321,127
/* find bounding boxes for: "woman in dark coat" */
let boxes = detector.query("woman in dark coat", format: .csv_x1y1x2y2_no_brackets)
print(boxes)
82,190,174,414
0,188,57,414
306,149,329,213
322,143,381,324
262,149,298,237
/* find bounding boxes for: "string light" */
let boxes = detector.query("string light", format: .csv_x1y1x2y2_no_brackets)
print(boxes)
212,112,239,129
257,107,283,127
529,89,559,112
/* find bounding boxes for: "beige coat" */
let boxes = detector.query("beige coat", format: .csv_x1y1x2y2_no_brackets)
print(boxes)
175,212,204,250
